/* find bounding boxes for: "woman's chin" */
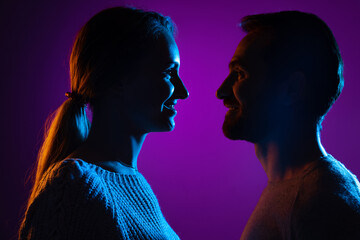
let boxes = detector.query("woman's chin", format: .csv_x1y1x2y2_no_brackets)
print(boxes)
154,119,175,132
161,121,175,132
145,122,175,133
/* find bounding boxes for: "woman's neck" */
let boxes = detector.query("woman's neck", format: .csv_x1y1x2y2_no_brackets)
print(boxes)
68,109,147,172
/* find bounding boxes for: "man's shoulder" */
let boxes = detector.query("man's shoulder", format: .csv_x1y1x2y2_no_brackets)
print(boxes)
307,155,360,203
297,154,360,211
291,155,360,239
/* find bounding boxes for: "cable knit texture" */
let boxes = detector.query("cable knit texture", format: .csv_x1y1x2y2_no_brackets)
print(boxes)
19,159,179,240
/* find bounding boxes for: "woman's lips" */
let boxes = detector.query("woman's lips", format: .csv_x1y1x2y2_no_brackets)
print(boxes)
162,99,177,116
164,99,177,110
164,104,175,110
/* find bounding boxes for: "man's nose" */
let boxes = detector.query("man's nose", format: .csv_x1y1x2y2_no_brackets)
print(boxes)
216,74,233,99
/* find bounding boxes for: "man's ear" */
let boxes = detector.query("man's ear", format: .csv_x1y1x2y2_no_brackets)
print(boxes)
278,71,306,106
109,83,123,96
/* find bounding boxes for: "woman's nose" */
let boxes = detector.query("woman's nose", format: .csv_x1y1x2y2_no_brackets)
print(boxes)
173,76,189,99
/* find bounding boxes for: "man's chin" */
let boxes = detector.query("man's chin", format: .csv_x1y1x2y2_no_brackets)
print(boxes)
222,123,243,140
222,121,261,143
223,122,265,143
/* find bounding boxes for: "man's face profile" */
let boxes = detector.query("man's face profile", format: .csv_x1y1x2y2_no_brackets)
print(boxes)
216,31,278,143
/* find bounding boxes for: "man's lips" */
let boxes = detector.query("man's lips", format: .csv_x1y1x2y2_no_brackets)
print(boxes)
225,105,239,110
223,99,240,110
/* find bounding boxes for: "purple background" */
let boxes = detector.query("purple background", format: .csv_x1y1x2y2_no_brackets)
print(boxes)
1,0,360,239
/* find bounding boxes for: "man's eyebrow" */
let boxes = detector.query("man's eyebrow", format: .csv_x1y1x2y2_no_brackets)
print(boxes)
228,59,246,70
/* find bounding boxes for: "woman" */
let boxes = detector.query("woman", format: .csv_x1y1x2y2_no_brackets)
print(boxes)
19,7,188,240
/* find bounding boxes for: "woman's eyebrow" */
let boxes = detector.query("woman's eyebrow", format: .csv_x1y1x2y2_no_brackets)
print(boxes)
164,62,179,69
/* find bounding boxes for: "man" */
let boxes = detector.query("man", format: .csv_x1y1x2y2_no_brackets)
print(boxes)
216,11,360,239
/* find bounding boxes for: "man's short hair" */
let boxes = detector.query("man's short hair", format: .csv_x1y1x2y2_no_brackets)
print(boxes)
240,11,344,126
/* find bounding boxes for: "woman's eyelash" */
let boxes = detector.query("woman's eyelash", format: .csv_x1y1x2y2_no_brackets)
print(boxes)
163,69,177,77
167,68,176,74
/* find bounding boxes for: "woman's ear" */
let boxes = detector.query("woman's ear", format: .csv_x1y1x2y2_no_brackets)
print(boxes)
279,71,306,107
108,75,130,97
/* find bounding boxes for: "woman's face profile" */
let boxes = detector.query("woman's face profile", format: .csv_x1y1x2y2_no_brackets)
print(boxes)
121,32,189,134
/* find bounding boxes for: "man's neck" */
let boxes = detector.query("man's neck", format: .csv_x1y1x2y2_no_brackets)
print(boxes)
254,128,327,182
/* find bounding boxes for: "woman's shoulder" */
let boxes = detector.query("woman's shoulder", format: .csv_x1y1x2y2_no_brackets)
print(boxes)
41,159,90,184
45,158,83,177
27,159,110,220
36,158,104,198
20,159,117,239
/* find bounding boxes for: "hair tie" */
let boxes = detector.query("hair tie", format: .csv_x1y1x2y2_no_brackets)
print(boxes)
65,92,87,105
65,92,73,98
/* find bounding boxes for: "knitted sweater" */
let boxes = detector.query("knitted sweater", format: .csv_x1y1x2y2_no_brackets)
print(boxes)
241,155,360,239
19,159,179,240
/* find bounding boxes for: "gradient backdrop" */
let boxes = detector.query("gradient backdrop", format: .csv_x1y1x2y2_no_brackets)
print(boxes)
1,0,360,239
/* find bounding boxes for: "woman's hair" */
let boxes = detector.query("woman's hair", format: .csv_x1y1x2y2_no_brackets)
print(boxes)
22,6,174,221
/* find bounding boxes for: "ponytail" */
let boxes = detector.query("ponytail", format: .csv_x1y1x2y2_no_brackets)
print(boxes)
26,98,90,208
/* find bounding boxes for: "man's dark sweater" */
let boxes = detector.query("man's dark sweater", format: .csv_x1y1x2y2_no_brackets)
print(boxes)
241,155,360,240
